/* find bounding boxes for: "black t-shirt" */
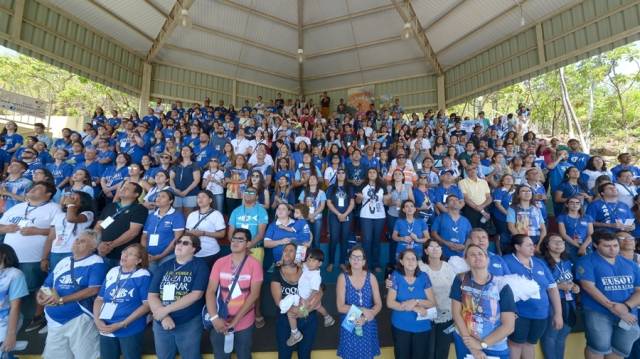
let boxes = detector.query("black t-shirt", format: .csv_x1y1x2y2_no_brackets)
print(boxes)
98,202,148,259
271,267,299,301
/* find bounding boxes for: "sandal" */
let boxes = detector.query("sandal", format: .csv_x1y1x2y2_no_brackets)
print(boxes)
255,316,266,329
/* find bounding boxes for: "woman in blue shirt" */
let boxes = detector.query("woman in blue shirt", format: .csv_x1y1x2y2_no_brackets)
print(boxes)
392,200,430,260
557,195,594,261
326,169,355,272
141,190,185,274
387,249,436,359
553,166,592,216
271,175,296,210
94,243,151,359
264,203,298,264
502,235,563,359
492,174,515,254
100,153,130,200
170,146,201,217
1,121,22,154
538,234,579,359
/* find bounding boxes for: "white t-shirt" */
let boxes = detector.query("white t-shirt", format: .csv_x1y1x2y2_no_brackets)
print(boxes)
0,201,62,263
616,183,637,209
248,153,274,167
298,264,321,299
203,170,225,195
359,184,386,219
185,209,226,257
231,138,256,155
51,211,95,254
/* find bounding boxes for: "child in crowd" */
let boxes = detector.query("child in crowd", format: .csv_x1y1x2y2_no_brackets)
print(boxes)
279,248,335,346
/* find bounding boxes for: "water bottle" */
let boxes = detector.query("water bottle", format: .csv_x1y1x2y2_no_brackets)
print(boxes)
224,330,234,353
355,324,363,336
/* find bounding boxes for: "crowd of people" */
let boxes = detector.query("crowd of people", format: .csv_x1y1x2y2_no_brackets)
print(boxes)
0,93,637,359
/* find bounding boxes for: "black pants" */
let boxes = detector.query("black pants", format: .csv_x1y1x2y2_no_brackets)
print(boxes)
392,326,429,359
426,320,454,359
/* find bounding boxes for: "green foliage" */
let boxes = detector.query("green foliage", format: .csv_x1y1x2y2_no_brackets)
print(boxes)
0,54,137,117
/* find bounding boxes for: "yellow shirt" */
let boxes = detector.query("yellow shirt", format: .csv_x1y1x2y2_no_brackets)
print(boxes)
459,177,491,206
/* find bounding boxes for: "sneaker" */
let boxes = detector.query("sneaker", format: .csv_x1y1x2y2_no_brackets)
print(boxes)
323,315,335,327
286,330,303,346
37,325,48,335
25,316,46,333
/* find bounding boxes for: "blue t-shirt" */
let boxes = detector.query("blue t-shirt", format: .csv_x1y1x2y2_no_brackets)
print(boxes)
557,214,593,244
46,162,74,187
502,254,556,319
393,218,428,258
391,271,432,333
549,162,572,193
98,266,151,337
586,199,634,233
547,259,575,301
264,219,299,262
143,208,186,255
291,219,311,245
489,253,511,276
102,165,128,187
2,177,32,211
568,151,590,171
506,206,544,238
431,185,463,206
43,254,107,326
326,184,354,216
2,134,22,151
228,204,269,241
576,253,640,317
148,258,209,325
0,267,28,342
431,213,472,258
491,188,514,222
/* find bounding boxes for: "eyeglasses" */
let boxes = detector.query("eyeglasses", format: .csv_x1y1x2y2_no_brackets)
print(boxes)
251,174,261,178
350,255,364,261
161,156,170,159
244,191,257,195
176,240,193,246
231,237,247,243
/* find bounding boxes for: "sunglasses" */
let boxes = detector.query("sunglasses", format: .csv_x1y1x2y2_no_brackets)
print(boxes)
231,237,247,243
176,240,193,247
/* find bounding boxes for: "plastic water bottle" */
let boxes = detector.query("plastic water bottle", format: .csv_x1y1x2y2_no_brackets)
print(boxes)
355,324,363,336
224,330,234,353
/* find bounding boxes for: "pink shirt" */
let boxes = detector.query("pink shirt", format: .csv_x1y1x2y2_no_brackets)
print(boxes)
211,255,263,331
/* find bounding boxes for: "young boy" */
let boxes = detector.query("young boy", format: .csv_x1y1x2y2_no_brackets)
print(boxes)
279,248,335,346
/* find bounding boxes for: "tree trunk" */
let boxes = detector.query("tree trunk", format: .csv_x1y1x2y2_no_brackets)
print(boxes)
559,67,589,152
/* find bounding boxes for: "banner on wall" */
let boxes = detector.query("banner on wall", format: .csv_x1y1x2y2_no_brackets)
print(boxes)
347,86,374,113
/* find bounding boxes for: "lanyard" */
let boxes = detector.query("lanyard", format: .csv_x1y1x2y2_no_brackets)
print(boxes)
24,201,49,218
152,209,171,234
111,268,136,301
192,210,214,230
512,254,534,278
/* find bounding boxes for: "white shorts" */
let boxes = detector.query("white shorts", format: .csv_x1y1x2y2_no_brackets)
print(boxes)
279,294,301,314
43,314,99,359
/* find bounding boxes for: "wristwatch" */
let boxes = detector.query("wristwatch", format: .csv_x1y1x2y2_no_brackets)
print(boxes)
58,297,64,305
211,314,219,322
480,342,488,349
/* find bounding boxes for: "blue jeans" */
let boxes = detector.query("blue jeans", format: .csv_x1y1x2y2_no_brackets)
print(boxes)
152,315,203,359
328,213,350,266
213,194,225,213
276,312,318,359
386,215,398,265
100,332,144,359
209,325,253,359
540,316,571,359
584,309,640,357
18,262,46,293
360,218,385,269
494,219,510,254
309,217,323,248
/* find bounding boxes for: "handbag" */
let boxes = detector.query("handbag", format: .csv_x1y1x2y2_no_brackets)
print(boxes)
202,254,249,330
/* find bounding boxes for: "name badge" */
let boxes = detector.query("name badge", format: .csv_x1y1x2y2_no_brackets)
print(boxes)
231,283,242,299
309,206,315,215
338,198,345,207
99,302,118,320
100,216,115,229
17,219,30,228
149,234,160,247
162,284,176,301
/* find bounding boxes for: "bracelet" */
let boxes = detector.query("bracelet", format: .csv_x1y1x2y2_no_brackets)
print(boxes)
624,302,633,311
211,314,219,321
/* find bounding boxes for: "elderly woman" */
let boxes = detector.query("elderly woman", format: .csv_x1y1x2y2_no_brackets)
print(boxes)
270,243,323,359
147,234,209,359
450,244,516,359
37,230,107,359
94,243,151,359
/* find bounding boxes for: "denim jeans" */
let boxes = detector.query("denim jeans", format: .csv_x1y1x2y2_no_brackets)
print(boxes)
392,326,429,359
213,193,225,213
309,217,323,248
494,219,511,254
386,215,398,265
540,317,571,359
152,315,203,359
360,217,385,269
328,213,350,266
426,321,453,359
584,309,640,357
100,332,144,359
275,311,318,359
209,325,253,359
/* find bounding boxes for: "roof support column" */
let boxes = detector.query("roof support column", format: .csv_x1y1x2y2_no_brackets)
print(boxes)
232,79,237,107
437,74,446,110
139,62,152,115
536,23,546,65
11,0,24,40
297,0,304,97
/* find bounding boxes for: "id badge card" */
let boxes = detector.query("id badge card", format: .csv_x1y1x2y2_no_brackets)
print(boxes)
17,219,30,228
338,198,345,207
230,283,242,299
149,234,160,246
100,216,115,229
99,302,118,320
162,284,176,301
54,234,65,246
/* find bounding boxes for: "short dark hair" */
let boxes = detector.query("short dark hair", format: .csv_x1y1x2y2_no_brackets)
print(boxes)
233,228,252,242
181,233,201,254
592,230,616,246
598,182,615,195
306,247,324,263
33,181,57,198
129,182,143,197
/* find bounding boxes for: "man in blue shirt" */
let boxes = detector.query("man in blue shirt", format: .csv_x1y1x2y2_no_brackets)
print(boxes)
467,228,510,276
611,153,640,180
37,230,106,358
228,187,269,262
567,139,590,171
587,182,635,234
430,195,472,258
432,170,463,214
576,231,640,359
